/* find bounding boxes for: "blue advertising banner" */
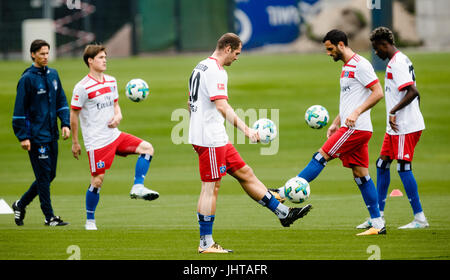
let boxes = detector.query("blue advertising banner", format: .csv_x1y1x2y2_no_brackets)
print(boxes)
235,0,301,49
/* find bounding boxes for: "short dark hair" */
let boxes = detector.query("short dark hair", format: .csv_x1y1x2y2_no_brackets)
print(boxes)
83,44,107,67
30,39,50,61
216,33,242,51
322,29,348,46
370,26,395,45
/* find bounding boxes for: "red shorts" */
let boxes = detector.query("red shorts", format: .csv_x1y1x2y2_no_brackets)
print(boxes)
321,127,372,168
380,131,422,162
87,132,143,175
193,142,246,182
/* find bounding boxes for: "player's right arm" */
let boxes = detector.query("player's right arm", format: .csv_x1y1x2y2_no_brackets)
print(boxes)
70,84,85,160
214,99,259,143
70,108,81,159
12,76,31,151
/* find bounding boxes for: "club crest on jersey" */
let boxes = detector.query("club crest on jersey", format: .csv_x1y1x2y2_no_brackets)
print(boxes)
341,71,355,78
219,165,226,174
38,146,48,159
96,160,105,169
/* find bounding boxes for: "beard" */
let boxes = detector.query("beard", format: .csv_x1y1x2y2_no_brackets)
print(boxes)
333,50,343,62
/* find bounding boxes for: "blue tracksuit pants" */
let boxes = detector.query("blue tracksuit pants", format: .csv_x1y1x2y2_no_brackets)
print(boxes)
19,141,58,220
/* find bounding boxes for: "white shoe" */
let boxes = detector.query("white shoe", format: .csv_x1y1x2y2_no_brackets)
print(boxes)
356,216,385,229
356,218,372,229
85,219,97,230
398,219,429,229
130,184,159,201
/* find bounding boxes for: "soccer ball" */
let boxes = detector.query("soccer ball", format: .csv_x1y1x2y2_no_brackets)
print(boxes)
283,176,310,203
125,78,149,102
305,105,329,129
252,118,277,144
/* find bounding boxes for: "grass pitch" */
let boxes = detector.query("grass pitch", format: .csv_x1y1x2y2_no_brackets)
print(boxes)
0,51,449,260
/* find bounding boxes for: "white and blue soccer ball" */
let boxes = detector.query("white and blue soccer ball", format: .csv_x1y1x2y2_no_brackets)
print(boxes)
283,176,310,203
125,78,149,102
252,118,277,144
305,105,329,129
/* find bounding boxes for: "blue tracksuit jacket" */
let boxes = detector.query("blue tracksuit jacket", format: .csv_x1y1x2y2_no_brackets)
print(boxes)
12,64,70,143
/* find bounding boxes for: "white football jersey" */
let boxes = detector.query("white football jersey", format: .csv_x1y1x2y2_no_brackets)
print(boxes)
188,57,229,147
71,74,121,151
384,51,425,135
339,54,379,132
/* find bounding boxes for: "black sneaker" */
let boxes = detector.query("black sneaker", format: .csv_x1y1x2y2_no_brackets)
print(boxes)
45,216,69,226
280,204,312,227
12,200,25,226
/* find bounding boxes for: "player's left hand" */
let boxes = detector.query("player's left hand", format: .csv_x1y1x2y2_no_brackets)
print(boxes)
345,111,359,128
61,126,70,140
108,115,121,128
389,114,399,132
327,124,338,138
247,128,260,143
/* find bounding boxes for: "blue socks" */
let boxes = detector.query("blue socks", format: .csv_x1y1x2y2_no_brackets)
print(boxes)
376,159,423,215
398,162,423,214
355,175,381,219
298,152,327,182
197,213,215,236
134,154,152,185
258,191,289,218
376,158,391,212
198,213,215,249
86,185,100,220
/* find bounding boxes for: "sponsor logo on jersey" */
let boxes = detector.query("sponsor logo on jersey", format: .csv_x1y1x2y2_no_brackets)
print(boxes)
96,96,114,110
37,88,46,95
342,85,351,92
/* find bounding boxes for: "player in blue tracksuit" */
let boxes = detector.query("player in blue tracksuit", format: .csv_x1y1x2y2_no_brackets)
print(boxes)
11,39,71,226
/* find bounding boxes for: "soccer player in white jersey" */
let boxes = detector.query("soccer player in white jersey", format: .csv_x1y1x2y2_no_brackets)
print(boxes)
273,29,385,235
70,45,159,230
188,33,312,253
362,27,429,229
